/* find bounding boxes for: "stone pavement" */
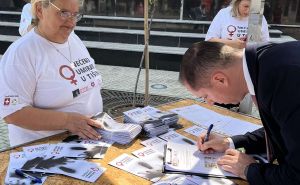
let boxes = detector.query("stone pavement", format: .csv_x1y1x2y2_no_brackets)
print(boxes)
0,64,259,151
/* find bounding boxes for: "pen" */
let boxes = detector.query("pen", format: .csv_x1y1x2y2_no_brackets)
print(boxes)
202,124,214,144
15,169,42,184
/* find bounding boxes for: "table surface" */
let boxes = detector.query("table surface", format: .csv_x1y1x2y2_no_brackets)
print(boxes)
0,99,262,185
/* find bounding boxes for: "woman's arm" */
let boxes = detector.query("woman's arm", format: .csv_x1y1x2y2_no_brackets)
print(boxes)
4,106,102,140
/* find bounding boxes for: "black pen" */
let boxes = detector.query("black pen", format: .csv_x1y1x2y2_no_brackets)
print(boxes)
202,124,214,144
15,169,42,183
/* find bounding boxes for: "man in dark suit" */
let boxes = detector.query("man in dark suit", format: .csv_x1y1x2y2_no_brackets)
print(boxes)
179,41,300,185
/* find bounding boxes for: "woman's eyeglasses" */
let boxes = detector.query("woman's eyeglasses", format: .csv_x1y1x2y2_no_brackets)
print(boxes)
49,1,83,22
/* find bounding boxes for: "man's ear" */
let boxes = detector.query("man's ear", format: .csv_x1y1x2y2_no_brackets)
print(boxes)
210,71,229,88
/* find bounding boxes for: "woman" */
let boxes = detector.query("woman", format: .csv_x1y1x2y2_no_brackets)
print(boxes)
0,0,103,146
205,0,270,49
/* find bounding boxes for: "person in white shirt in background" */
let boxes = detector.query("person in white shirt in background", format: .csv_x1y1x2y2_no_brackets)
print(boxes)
0,0,103,146
205,0,270,49
19,0,34,36
205,0,269,110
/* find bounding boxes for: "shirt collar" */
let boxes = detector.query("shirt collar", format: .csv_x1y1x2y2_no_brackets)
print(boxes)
242,49,255,95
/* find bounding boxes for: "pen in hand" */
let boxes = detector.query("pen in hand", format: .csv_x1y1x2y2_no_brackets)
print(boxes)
202,124,214,144
15,169,42,184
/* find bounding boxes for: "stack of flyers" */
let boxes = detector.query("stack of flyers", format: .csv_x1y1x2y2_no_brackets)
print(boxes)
5,152,48,185
46,143,109,159
158,131,196,146
94,112,142,145
123,106,179,137
123,107,153,126
109,153,164,182
62,135,114,146
23,143,110,159
142,106,179,127
20,155,105,183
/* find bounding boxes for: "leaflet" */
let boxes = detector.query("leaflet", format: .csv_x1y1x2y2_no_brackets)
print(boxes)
164,142,236,178
20,155,105,182
109,153,164,182
46,143,109,159
23,144,50,158
132,147,164,166
5,152,47,185
159,131,196,145
184,125,205,137
171,104,262,136
140,137,167,152
153,174,234,185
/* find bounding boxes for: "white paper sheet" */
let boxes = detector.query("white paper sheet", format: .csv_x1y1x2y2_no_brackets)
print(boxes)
164,142,236,178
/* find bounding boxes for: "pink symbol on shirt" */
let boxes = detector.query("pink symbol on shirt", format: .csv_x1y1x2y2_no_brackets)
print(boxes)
4,98,10,106
227,25,237,37
59,65,78,85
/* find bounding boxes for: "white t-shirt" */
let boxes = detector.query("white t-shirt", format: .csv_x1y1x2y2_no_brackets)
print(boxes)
19,3,32,36
205,6,270,42
0,30,103,146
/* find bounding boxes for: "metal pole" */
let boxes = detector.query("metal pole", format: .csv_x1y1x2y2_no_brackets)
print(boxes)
144,0,150,106
239,0,265,114
180,0,184,20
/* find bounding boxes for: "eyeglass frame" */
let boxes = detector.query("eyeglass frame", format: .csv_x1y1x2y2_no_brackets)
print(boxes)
48,1,83,22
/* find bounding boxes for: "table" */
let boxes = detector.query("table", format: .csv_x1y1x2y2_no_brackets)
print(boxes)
0,99,262,184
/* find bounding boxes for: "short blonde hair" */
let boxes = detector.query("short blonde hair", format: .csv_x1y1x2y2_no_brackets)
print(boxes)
31,0,84,26
230,0,250,17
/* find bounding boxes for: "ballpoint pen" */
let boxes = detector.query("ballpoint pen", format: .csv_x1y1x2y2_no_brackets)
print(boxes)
202,124,214,144
15,169,42,184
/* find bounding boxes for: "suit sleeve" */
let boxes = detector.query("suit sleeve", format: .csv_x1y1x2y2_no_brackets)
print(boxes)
246,107,300,185
231,127,266,154
246,64,300,184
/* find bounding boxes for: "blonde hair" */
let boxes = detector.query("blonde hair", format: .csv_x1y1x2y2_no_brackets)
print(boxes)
30,0,84,26
230,0,250,17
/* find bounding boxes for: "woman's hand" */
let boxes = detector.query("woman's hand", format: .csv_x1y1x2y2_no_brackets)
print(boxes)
197,132,230,153
64,112,103,140
230,39,246,49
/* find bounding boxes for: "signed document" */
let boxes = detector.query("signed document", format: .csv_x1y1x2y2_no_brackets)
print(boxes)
163,142,237,178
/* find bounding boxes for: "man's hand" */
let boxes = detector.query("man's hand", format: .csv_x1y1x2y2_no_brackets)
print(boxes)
217,149,257,180
64,112,102,140
197,132,230,153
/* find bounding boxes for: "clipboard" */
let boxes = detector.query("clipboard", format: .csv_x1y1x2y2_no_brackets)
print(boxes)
162,142,240,179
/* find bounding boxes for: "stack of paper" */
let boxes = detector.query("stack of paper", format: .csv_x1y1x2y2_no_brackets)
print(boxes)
94,112,142,145
123,106,179,137
109,153,164,182
5,143,107,184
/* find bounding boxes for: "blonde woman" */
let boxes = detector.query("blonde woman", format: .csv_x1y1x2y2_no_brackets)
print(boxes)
0,0,103,146
205,0,269,49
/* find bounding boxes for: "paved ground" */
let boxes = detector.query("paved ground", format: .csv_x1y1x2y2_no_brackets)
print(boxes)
0,64,259,151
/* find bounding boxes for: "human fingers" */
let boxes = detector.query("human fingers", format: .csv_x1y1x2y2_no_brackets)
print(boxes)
83,124,101,140
224,148,239,156
197,133,206,149
87,119,103,129
79,126,101,140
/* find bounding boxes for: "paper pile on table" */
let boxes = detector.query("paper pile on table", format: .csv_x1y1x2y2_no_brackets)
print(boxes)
94,112,142,145
123,106,179,137
109,153,164,182
5,142,107,184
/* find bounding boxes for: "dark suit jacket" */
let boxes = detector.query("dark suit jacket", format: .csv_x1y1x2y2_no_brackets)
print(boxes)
231,41,300,185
